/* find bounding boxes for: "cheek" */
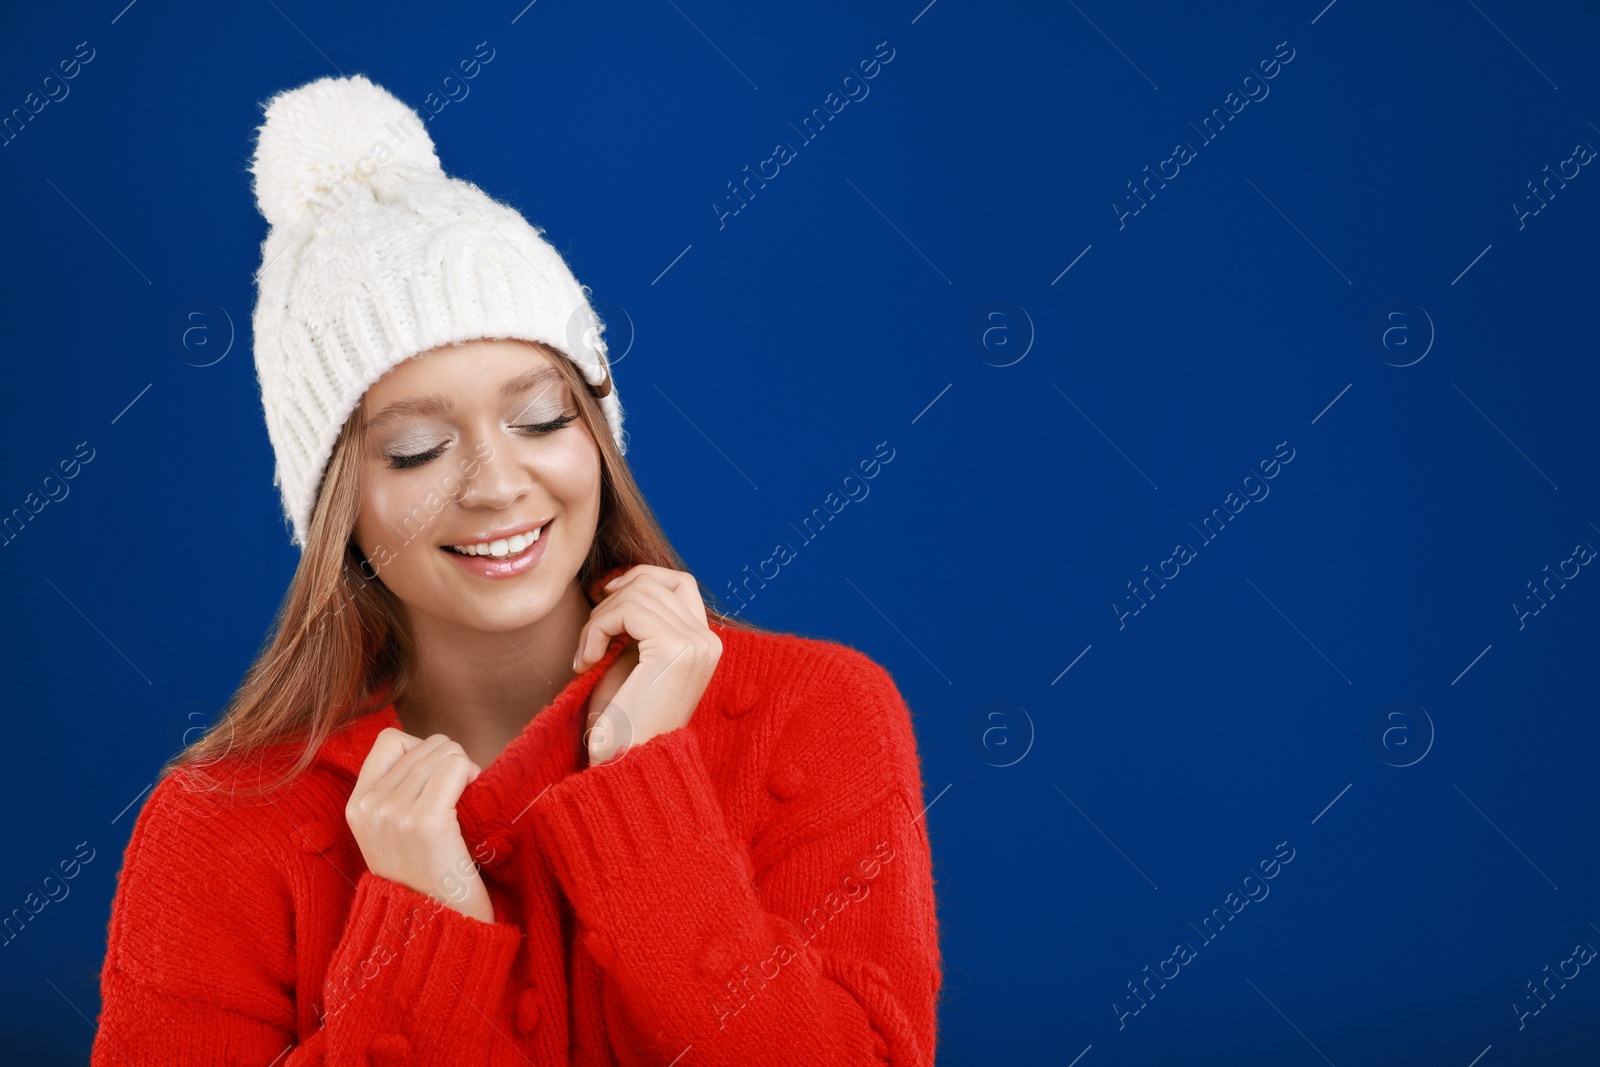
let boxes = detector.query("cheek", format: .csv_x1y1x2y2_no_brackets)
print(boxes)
354,476,399,548
545,434,603,504
354,470,442,563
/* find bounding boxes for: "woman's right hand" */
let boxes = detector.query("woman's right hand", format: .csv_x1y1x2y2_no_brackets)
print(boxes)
345,728,495,923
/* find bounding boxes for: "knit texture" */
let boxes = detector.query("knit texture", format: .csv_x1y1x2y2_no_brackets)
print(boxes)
91,610,942,1065
248,73,625,549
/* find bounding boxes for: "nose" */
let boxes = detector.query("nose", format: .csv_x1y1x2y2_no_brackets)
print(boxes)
455,437,533,510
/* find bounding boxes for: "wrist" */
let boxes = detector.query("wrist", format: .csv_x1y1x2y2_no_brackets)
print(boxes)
446,884,496,923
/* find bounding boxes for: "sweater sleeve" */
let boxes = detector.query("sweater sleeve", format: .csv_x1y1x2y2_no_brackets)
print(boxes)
526,646,943,1066
91,770,525,1066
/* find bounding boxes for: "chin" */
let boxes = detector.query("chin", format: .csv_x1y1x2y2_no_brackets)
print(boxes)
455,577,568,629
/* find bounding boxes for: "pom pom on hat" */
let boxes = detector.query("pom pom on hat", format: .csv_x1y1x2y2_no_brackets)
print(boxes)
249,73,443,229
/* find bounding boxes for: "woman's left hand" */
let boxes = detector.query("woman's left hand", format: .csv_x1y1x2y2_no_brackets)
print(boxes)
572,565,722,765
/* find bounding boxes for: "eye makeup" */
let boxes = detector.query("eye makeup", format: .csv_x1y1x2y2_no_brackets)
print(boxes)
378,410,579,470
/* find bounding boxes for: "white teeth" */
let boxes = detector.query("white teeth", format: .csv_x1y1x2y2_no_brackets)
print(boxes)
448,524,545,556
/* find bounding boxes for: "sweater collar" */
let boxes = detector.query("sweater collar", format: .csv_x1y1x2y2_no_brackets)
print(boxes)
311,566,637,871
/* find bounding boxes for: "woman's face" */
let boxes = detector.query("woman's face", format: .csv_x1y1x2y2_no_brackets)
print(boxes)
351,338,602,634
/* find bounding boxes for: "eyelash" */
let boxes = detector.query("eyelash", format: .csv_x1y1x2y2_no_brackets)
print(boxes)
384,414,579,470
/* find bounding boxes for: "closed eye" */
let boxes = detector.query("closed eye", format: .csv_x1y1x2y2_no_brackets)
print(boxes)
517,414,578,436
384,414,580,470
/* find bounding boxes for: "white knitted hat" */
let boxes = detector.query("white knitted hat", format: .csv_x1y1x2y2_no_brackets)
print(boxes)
247,73,624,549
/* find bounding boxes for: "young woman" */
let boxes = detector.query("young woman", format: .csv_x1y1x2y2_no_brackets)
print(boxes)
90,75,941,1065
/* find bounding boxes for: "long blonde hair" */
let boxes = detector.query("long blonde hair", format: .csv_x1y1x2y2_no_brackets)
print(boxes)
167,339,768,797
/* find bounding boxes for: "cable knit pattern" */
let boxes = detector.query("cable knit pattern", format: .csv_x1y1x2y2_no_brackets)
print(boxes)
91,609,943,1065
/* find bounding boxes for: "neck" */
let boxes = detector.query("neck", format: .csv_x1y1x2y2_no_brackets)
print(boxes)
393,577,592,768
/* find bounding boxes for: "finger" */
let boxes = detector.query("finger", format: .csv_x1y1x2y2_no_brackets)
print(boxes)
576,598,685,671
598,564,644,593
574,588,644,672
610,589,719,683
577,567,642,668
603,565,684,599
601,565,688,603
363,733,451,805
415,749,476,817
572,601,627,673
390,737,471,809
618,567,711,629
354,727,425,797
609,600,690,667
604,572,700,632
582,572,688,655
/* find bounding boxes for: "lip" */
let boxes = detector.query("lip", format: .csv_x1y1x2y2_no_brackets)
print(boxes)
441,518,552,580
442,518,552,548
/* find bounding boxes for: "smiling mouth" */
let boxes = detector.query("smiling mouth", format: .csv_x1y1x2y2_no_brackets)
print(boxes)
440,520,550,559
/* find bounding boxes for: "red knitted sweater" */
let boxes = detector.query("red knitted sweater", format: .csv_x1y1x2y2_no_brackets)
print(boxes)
90,613,942,1065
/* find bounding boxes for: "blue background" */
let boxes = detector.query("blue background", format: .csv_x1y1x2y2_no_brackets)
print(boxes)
2,0,1597,1062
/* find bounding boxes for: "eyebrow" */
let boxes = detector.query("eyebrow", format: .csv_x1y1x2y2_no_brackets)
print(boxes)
365,364,566,428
